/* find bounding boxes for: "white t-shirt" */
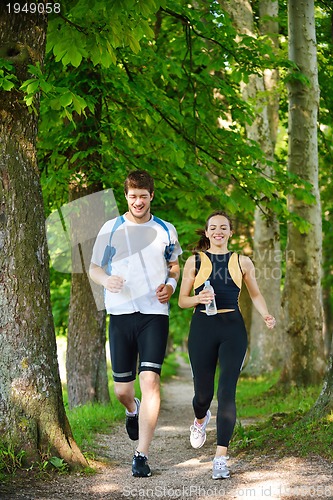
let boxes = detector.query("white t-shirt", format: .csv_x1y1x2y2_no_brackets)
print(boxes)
91,214,182,315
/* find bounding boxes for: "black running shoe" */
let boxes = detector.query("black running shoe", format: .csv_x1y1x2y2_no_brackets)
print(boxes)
132,453,151,477
125,398,140,441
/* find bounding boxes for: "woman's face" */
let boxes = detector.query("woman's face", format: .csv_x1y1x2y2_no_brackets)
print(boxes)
205,215,232,248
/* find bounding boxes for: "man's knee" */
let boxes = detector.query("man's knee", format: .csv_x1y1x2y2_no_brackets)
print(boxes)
114,381,133,401
139,371,160,394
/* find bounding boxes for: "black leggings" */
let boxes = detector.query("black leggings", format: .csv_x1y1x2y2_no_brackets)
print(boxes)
188,310,248,448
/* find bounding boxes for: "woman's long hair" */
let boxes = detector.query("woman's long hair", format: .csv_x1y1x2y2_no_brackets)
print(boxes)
192,211,233,253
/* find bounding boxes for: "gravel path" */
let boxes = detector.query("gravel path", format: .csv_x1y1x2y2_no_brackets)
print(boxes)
1,357,333,500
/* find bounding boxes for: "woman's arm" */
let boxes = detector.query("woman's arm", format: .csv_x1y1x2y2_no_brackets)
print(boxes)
178,255,214,309
240,255,276,329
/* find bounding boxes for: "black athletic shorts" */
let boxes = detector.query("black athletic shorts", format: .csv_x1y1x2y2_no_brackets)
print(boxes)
109,312,169,382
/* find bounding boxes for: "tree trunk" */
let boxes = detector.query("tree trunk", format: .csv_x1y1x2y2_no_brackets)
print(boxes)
307,341,333,419
322,237,333,356
0,7,86,467
280,0,325,386
247,0,283,375
323,284,333,357
67,184,110,409
65,68,110,408
219,0,283,374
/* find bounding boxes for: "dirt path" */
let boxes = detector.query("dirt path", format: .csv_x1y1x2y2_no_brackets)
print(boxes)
2,358,333,500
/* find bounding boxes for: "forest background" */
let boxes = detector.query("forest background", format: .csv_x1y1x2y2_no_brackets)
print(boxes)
0,0,333,469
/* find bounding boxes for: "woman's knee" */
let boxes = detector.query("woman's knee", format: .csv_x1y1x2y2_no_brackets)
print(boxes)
193,388,214,408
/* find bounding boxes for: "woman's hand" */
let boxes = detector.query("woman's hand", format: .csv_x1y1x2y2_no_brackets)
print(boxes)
263,314,276,329
197,289,215,305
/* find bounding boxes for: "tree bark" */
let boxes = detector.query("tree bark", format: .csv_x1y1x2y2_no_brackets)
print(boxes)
307,339,333,419
65,67,110,408
0,6,86,467
247,0,283,375
281,0,325,385
67,184,110,409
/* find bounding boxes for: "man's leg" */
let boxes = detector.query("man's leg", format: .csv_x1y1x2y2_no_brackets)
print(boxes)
113,380,136,413
109,314,140,441
136,371,161,457
131,314,168,477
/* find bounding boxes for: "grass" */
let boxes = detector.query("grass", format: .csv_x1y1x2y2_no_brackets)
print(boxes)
236,371,320,418
230,371,333,460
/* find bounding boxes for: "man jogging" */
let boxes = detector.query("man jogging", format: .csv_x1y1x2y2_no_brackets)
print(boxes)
89,170,182,477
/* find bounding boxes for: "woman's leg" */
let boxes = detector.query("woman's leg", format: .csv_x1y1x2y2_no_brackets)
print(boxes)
216,312,248,451
188,313,219,419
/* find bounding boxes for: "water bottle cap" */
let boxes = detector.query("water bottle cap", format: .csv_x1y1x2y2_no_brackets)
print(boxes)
205,280,210,286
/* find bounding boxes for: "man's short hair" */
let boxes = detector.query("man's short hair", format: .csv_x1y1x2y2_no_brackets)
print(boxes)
124,170,154,195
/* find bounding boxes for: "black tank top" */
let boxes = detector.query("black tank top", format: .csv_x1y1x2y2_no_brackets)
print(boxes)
195,252,241,311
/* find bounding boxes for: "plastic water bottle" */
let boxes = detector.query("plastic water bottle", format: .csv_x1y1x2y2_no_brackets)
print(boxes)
204,280,217,316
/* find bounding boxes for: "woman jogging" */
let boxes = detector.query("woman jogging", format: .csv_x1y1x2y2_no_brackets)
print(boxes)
178,211,276,480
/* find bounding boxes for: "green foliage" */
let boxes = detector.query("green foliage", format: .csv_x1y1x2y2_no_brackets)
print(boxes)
30,1,333,345
233,411,333,460
34,0,321,250
0,443,71,480
66,401,123,451
46,0,163,68
231,372,333,460
0,59,17,91
0,444,25,477
236,372,320,418
50,270,70,336
19,62,92,118
39,456,69,475
49,457,68,473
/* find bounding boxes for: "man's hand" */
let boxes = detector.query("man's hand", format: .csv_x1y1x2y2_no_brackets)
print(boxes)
89,263,125,293
156,284,173,304
103,275,125,293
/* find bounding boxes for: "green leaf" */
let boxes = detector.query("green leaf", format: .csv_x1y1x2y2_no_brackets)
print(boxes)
25,96,34,106
49,456,68,471
127,35,141,54
39,80,53,93
0,58,15,71
0,78,15,91
20,78,36,91
72,95,88,114
61,47,83,68
59,92,73,107
26,80,40,94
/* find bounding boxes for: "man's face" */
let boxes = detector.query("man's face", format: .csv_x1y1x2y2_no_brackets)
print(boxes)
125,188,154,222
